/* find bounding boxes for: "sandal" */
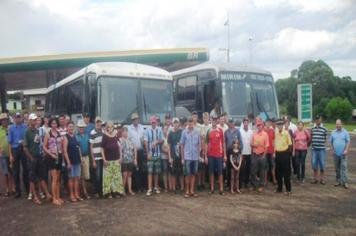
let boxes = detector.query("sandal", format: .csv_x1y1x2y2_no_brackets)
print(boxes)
52,199,62,206
70,198,78,202
128,192,135,196
190,193,198,198
76,197,84,201
34,198,42,205
4,192,10,197
184,193,190,198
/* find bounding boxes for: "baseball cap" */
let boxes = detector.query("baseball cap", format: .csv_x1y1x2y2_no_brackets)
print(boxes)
95,116,103,123
315,115,321,120
29,113,38,120
15,112,21,117
172,118,180,123
228,118,234,123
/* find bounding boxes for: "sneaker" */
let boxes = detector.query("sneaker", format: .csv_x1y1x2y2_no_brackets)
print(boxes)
154,188,160,194
343,183,349,189
146,189,152,196
320,180,326,185
27,193,33,200
40,192,46,199
334,183,341,187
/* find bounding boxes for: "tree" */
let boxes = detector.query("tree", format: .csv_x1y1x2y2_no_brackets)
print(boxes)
324,97,353,122
275,59,356,119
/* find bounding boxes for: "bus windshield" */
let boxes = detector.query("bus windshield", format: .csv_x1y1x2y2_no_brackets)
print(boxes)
221,72,278,119
99,77,174,124
99,77,139,123
141,80,174,123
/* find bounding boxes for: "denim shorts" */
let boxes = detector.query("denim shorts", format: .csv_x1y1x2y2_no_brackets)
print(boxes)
0,156,10,175
312,149,326,171
68,164,81,178
147,157,161,175
184,160,198,176
208,157,223,175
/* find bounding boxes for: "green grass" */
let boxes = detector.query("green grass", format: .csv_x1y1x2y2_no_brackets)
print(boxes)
322,123,356,132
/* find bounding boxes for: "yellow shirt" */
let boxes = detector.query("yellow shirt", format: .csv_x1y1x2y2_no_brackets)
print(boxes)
274,129,292,152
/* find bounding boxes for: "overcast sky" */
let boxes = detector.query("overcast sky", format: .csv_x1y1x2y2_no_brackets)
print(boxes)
0,0,355,79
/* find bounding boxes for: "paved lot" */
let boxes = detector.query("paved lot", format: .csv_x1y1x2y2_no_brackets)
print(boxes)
0,137,356,236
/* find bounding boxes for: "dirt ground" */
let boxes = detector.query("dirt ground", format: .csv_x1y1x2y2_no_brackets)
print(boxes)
1,137,356,236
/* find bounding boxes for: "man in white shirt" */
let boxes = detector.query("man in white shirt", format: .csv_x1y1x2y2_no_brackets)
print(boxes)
128,113,146,192
239,117,254,189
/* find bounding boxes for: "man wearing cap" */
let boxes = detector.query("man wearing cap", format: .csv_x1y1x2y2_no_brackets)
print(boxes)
23,113,52,204
224,118,243,190
128,113,146,192
0,113,15,196
90,117,104,197
76,119,91,198
250,119,269,192
205,114,226,195
144,116,163,196
180,117,201,198
8,112,29,198
310,115,328,185
239,117,254,189
274,119,292,195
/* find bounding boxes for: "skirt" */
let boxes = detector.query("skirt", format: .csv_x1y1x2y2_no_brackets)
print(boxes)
103,160,124,195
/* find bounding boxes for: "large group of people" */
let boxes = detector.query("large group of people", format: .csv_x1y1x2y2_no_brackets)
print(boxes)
0,110,352,206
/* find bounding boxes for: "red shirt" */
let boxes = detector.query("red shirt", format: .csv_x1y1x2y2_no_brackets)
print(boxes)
265,127,275,154
207,128,224,158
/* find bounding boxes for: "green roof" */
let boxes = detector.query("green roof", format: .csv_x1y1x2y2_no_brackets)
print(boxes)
0,48,209,73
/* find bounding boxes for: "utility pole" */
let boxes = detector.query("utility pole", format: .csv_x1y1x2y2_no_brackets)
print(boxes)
220,13,230,63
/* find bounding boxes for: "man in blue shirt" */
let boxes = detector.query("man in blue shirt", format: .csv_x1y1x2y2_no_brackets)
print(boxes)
8,112,29,198
180,117,201,198
329,119,351,189
83,113,95,137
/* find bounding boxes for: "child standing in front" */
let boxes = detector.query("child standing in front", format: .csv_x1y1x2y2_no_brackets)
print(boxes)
230,139,242,194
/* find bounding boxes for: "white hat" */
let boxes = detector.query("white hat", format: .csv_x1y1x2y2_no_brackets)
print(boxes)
29,113,38,120
77,119,87,128
0,113,8,120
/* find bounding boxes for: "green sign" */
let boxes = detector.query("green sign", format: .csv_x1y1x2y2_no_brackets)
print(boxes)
298,84,312,122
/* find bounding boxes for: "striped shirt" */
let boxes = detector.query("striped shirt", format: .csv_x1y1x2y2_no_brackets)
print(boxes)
89,128,103,160
311,126,328,149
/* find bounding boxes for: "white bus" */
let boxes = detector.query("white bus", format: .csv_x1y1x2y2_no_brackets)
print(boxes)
45,62,175,124
172,63,279,121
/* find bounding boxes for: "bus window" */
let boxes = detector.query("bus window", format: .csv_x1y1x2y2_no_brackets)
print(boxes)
99,77,139,123
177,76,197,101
68,79,84,114
203,80,218,113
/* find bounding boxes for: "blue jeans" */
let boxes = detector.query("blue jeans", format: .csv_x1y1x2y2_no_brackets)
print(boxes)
295,150,307,180
312,149,326,172
12,147,29,194
333,154,348,184
251,153,266,188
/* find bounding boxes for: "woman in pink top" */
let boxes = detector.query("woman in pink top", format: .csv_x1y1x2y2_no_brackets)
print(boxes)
293,121,310,183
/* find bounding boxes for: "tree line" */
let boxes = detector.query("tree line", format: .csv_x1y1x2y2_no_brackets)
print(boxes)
275,60,356,122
